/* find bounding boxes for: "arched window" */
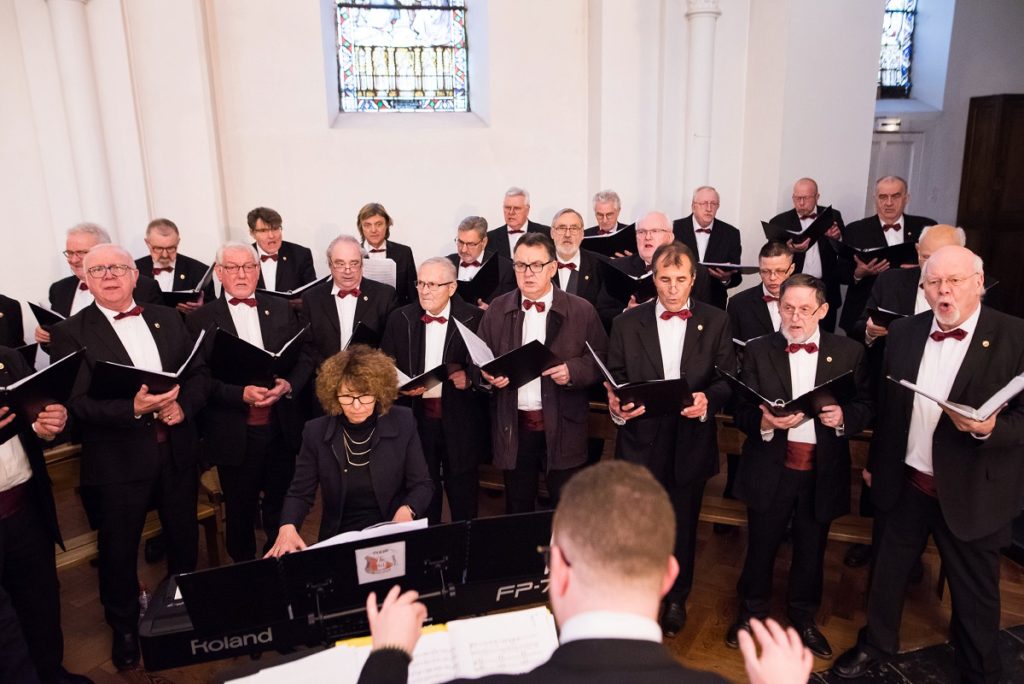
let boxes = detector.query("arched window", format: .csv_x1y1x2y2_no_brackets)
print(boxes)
878,0,917,98
336,1,469,112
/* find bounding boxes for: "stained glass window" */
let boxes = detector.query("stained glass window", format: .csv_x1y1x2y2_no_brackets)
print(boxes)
878,0,916,98
336,1,469,113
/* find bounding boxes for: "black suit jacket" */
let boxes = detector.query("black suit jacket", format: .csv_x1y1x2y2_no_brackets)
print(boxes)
599,255,714,331
608,300,735,485
837,213,935,334
253,240,317,292
727,283,777,343
365,241,417,307
184,295,311,464
732,332,873,522
380,299,489,474
672,216,743,309
485,221,551,258
446,253,517,305
477,288,608,471
48,274,164,317
0,346,63,548
552,249,605,305
279,408,433,541
135,253,215,303
48,303,209,486
868,306,1024,540
0,295,24,347
769,206,845,329
358,637,727,684
584,221,629,237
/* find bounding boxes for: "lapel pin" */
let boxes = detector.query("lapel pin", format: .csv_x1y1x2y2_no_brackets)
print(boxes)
0,312,4,318
826,356,833,363
363,296,369,301
154,322,161,329
0,362,5,370
282,256,288,261
264,310,270,316
982,340,990,348
697,324,703,331
179,273,186,280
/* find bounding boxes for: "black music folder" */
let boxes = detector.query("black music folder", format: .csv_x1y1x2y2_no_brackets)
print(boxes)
344,321,380,350
160,264,215,307
482,341,561,389
0,350,82,431
29,302,66,328
865,306,908,328
209,325,307,387
828,238,918,268
455,254,500,305
587,342,692,416
88,330,206,399
698,262,760,275
761,206,836,245
397,363,458,393
580,223,636,257
717,366,857,417
15,343,38,366
598,260,656,303
256,275,329,299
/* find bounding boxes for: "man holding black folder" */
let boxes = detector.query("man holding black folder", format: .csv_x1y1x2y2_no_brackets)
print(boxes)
605,241,735,636
381,257,487,523
485,187,550,259
727,274,872,658
186,242,310,562
550,208,605,304
477,232,607,514
135,218,215,314
586,189,629,236
49,244,209,670
248,207,318,298
672,186,743,310
447,216,516,308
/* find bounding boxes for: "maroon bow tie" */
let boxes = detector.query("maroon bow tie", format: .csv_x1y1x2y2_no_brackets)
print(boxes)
930,328,967,342
786,342,818,354
260,253,278,262
599,228,614,235
508,228,525,235
229,297,256,307
114,305,144,320
801,213,817,220
337,289,361,299
461,260,482,268
660,309,692,321
882,224,901,232
421,314,447,324
523,300,546,313
152,267,173,275
762,295,779,303
78,281,89,291
368,248,386,254
695,228,712,234
557,262,577,270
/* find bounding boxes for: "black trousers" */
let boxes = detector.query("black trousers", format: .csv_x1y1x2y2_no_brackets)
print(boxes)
94,444,198,634
737,468,830,625
418,416,478,523
218,423,285,562
667,477,706,602
503,428,581,514
0,492,60,683
859,482,1006,684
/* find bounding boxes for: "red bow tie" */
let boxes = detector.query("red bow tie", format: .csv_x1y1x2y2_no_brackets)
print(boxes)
152,267,173,275
695,228,712,234
78,281,89,291
421,314,447,324
260,253,278,262
557,262,577,270
786,342,818,354
801,213,818,221
599,228,614,235
229,297,256,307
523,300,546,313
461,260,482,268
368,248,386,254
762,295,779,303
114,305,144,320
930,328,967,342
882,224,901,232
660,309,692,321
508,228,525,235
337,289,361,299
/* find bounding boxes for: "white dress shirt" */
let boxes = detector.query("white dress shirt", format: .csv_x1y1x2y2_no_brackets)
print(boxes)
559,610,662,645
517,288,553,411
0,435,32,492
798,213,823,278
556,251,581,291
882,215,906,247
332,282,360,349
97,301,163,371
786,328,821,445
691,216,712,261
227,295,265,349
905,307,981,475
457,258,481,281
763,285,782,332
507,226,526,256
654,300,689,380
153,263,175,292
257,246,279,291
422,302,451,400
365,241,388,260
70,282,94,315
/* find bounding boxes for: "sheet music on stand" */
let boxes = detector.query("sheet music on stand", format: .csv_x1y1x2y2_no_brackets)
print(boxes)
363,258,397,290
308,518,428,550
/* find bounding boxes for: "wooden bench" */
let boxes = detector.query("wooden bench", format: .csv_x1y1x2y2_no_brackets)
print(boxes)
45,444,222,570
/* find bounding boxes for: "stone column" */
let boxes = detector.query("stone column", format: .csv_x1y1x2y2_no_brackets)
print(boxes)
683,0,721,195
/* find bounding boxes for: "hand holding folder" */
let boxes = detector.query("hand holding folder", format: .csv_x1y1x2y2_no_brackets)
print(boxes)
0,350,82,443
453,319,560,390
88,329,206,400
587,342,693,417
718,366,857,419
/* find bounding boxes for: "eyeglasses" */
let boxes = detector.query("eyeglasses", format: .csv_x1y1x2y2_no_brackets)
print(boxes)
331,260,363,271
780,303,823,318
791,195,817,202
636,229,670,238
252,226,283,234
503,206,526,214
220,263,259,274
512,260,553,273
922,274,978,290
149,246,178,255
876,193,904,202
693,201,720,209
759,267,792,278
536,544,571,571
336,394,376,406
62,250,90,259
595,211,618,221
415,280,454,291
86,264,134,278
552,225,584,234
455,238,483,249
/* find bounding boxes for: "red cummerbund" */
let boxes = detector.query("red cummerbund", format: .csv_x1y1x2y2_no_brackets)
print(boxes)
518,410,545,432
785,441,816,471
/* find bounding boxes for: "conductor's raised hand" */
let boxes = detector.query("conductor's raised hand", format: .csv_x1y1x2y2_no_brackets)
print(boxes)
366,585,427,656
738,618,813,684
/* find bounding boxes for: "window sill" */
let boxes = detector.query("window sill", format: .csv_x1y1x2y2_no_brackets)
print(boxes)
328,110,488,130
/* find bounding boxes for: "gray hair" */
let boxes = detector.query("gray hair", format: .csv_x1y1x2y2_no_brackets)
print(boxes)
919,224,967,246
418,256,457,282
592,190,621,209
505,186,530,205
325,234,365,261
457,216,488,240
83,243,133,268
216,241,259,264
875,175,908,192
551,208,585,227
921,251,985,279
68,222,111,244
636,211,671,232
691,185,720,202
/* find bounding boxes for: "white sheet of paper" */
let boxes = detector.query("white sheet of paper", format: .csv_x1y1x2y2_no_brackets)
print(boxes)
896,372,1024,421
308,518,427,550
452,318,494,365
448,606,558,678
363,259,397,289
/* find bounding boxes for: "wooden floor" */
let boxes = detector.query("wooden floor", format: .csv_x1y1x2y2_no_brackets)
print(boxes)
55,469,1024,684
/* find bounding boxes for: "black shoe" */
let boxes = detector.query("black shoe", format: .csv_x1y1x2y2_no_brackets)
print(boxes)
661,601,687,638
909,557,924,584
832,646,879,678
111,630,140,671
843,543,872,568
725,619,751,649
795,623,833,659
144,534,166,564
57,667,95,684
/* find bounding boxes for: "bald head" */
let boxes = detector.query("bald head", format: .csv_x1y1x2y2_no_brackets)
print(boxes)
917,224,966,267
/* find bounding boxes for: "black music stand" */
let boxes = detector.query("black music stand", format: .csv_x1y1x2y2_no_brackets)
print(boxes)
176,558,292,636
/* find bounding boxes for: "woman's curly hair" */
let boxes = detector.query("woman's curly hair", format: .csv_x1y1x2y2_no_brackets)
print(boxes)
315,345,398,416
